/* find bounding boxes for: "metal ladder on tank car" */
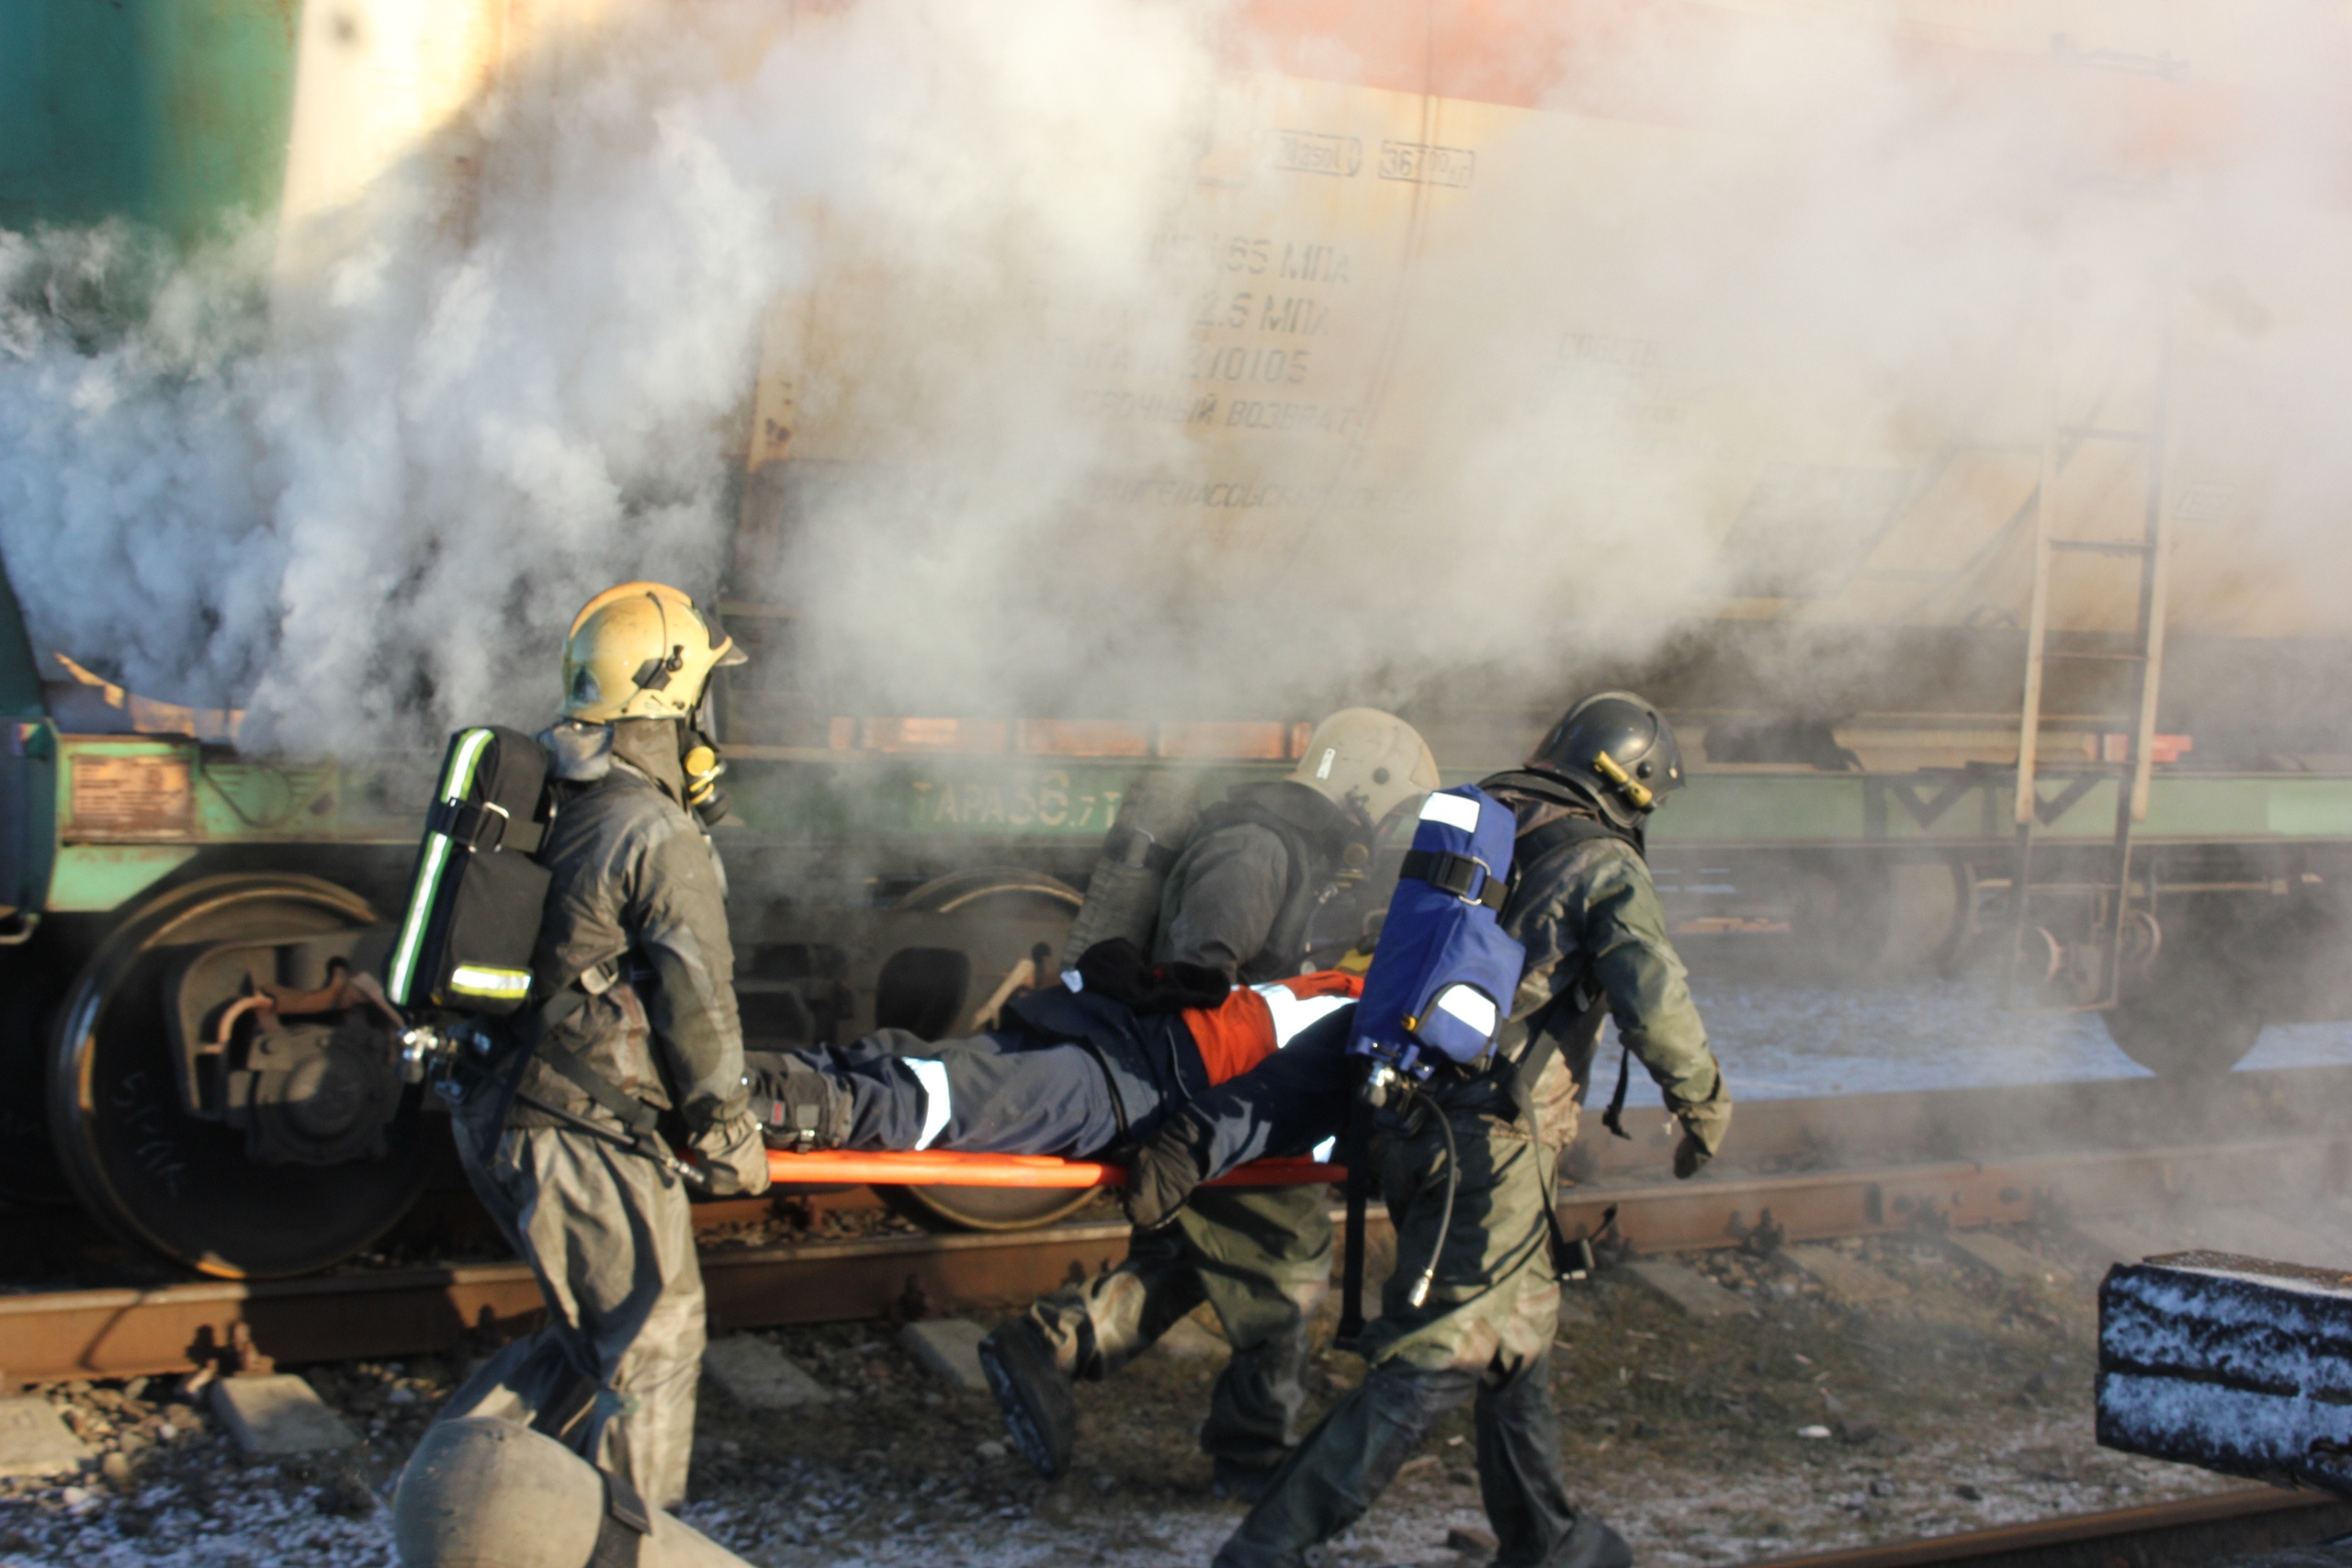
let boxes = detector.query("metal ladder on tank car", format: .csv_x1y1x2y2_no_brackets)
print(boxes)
2001,270,2177,1013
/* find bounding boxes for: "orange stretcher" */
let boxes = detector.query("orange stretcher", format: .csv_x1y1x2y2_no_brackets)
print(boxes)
765,1149,1342,1188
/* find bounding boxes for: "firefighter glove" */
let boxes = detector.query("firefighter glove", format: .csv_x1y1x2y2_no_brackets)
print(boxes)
1668,1066,1733,1181
1121,1109,1215,1231
691,1111,772,1197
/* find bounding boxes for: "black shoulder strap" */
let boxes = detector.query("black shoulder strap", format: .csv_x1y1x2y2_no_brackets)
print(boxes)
587,1466,651,1568
1334,1087,1373,1351
1195,785,1339,971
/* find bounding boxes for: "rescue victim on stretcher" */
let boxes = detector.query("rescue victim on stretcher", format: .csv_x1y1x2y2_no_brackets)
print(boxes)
743,938,1356,1160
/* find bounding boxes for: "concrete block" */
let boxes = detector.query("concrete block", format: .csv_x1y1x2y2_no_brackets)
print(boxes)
1944,1230,2067,1284
899,1319,989,1392
1784,1245,1908,1304
702,1336,831,1410
209,1374,358,1455
0,1399,90,1478
2073,1217,2183,1267
1622,1258,1754,1319
2098,1253,2352,1492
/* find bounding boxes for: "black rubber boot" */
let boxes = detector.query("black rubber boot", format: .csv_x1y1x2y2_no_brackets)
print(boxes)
1211,1455,1282,1505
1541,1513,1634,1568
743,1052,849,1150
978,1318,1078,1478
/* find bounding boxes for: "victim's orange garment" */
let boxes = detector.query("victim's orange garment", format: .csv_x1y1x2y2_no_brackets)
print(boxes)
1181,971,1363,1087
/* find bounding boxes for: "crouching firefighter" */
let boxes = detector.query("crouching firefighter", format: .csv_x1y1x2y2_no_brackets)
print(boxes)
1120,695,1733,1568
396,581,770,1513
979,709,1441,1501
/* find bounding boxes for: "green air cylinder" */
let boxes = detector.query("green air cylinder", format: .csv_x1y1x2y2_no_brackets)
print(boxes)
1059,768,1204,970
0,0,301,243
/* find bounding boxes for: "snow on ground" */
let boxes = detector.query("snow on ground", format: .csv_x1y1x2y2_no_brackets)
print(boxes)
1605,964,2352,1106
0,1225,2249,1568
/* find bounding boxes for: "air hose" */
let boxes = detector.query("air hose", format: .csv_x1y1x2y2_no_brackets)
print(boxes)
1404,1084,1459,1310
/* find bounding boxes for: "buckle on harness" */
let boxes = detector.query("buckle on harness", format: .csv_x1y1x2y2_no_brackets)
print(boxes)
1401,849,1506,910
426,797,511,851
766,1098,822,1153
1103,823,1177,874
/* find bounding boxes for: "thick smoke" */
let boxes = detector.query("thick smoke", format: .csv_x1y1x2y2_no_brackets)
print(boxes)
1,1,2349,750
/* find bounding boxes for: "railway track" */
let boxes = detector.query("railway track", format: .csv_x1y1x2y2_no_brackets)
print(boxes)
6,1065,2348,1385
1748,1486,2352,1566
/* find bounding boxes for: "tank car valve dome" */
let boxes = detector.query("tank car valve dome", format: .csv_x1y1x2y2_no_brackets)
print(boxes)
560,582,746,724
1288,708,1442,829
1526,692,1685,831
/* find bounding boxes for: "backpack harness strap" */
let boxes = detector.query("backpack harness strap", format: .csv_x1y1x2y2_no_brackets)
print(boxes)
424,796,546,856
1102,822,1180,874
1399,848,1508,909
1334,1088,1374,1351
585,1465,651,1568
1496,789,1646,1146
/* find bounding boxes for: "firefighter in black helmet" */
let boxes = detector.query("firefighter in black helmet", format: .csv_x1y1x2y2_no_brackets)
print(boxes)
1122,690,1730,1568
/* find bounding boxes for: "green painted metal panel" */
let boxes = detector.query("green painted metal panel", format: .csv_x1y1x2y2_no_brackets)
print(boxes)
2141,776,2270,840
0,0,301,242
729,761,1157,843
48,844,197,911
2267,779,2352,839
1652,774,1870,845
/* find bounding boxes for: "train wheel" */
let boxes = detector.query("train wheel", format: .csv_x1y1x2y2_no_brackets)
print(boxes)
871,867,1098,1233
47,874,428,1278
2101,949,2263,1078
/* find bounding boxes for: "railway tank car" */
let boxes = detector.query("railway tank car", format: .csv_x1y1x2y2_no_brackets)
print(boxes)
6,0,2352,1277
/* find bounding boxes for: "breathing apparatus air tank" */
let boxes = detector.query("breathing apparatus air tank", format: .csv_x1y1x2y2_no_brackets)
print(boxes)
393,1417,752,1568
1057,768,1204,970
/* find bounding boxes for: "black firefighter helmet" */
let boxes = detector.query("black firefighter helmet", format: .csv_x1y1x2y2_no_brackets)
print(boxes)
1526,691,1685,831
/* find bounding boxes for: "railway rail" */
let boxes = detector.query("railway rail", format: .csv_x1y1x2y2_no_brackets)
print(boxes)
1747,1486,2352,1566
6,1066,2348,1386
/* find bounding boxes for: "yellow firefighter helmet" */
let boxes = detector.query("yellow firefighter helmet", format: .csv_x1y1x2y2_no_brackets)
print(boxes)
560,582,745,723
1288,708,1442,828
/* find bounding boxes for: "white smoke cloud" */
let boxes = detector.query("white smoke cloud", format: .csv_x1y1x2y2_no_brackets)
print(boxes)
2,1,2349,754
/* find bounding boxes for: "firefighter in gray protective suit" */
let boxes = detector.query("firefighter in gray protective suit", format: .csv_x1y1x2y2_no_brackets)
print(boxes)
434,582,770,1513
1123,693,1734,1568
978,710,1442,1500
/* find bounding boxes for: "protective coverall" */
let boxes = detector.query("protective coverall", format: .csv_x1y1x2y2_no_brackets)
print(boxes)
1161,790,1730,1568
1029,780,1361,1483
436,718,767,1513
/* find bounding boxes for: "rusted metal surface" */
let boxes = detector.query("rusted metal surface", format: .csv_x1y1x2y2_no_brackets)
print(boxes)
701,1222,1137,1334
1573,1135,2352,1257
1743,1485,2352,1567
0,1224,1143,1383
0,1262,549,1384
8,1126,2347,1385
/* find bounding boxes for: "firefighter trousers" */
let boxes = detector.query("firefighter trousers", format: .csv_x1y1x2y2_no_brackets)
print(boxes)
1024,1183,1332,1471
436,1113,706,1513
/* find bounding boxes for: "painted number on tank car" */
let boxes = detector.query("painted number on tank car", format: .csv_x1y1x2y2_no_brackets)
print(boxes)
905,771,1123,833
1199,235,1352,285
1377,141,1476,188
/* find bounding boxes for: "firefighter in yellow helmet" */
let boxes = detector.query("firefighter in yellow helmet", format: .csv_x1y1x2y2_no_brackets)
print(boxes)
435,582,761,1512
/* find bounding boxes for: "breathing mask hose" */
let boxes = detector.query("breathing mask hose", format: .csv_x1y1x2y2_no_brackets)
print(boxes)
1405,1084,1459,1311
